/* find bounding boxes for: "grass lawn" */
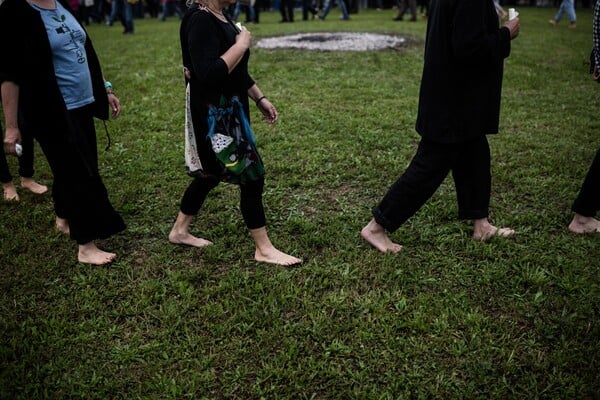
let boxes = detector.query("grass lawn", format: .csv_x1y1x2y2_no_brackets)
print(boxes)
1,5,599,399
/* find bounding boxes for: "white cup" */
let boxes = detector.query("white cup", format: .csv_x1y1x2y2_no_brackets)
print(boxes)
508,8,518,20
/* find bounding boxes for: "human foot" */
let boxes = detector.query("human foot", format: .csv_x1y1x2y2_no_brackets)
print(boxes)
255,247,302,266
568,214,600,234
472,219,515,242
361,219,402,253
20,177,48,194
56,217,70,234
2,183,19,201
168,229,213,248
78,242,117,265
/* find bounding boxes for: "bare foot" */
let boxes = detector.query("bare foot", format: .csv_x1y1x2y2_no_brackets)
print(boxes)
255,247,302,266
361,219,403,253
568,214,600,234
56,217,70,235
168,229,213,248
78,242,117,265
250,227,302,266
20,177,48,194
2,183,19,201
473,219,515,242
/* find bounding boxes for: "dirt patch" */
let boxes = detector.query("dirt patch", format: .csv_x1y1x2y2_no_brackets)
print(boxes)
255,32,408,51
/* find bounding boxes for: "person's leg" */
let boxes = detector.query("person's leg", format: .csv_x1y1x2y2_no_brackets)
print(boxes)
18,128,47,195
253,1,260,22
566,0,576,25
169,175,219,246
0,118,17,200
393,0,407,20
109,0,119,24
408,0,417,20
338,0,348,19
37,106,125,264
123,0,134,33
0,143,17,200
240,178,301,265
302,0,309,19
160,1,167,20
232,1,241,21
287,0,294,21
279,0,288,21
554,0,566,21
453,136,514,241
363,139,453,252
453,136,491,221
569,148,600,233
319,0,332,19
176,1,184,18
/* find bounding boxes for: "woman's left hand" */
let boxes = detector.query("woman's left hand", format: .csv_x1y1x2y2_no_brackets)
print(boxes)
108,93,121,119
257,98,278,124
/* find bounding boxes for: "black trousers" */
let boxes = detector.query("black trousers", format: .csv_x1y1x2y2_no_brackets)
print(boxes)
180,175,267,230
373,136,491,232
571,148,600,217
302,0,317,20
33,105,125,244
279,0,294,21
0,117,35,183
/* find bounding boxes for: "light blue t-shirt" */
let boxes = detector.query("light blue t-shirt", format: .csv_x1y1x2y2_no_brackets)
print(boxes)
30,1,94,110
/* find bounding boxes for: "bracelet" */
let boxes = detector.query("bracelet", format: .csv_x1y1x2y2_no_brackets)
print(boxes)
104,81,113,94
255,95,267,106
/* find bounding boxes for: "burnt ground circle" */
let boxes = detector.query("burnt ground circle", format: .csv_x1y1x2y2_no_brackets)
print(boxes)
255,32,407,51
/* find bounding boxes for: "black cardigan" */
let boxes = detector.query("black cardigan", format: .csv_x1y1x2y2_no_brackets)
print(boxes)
415,0,511,144
181,7,255,122
0,0,109,126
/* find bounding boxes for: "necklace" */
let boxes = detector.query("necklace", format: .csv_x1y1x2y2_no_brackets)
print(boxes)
198,2,226,20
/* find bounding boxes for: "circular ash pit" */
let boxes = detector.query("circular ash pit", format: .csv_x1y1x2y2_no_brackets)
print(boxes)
255,32,407,51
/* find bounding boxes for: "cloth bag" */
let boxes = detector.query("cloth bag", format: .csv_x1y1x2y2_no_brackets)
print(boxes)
184,83,203,176
184,84,264,183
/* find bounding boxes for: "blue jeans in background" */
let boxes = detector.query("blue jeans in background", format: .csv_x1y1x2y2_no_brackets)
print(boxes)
109,0,134,33
319,0,348,20
553,0,576,23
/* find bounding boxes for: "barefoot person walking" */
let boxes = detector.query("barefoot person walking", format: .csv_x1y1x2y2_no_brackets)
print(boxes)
169,0,301,266
0,0,125,264
362,0,520,253
567,0,600,234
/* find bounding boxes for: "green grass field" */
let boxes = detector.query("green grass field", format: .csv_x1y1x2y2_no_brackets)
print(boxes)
1,6,599,399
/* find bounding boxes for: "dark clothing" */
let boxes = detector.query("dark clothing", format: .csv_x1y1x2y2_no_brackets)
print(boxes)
302,0,317,20
395,0,417,21
39,105,125,244
180,175,266,229
572,149,600,217
373,137,491,231
180,7,255,178
372,0,511,232
0,0,125,244
279,0,294,21
416,0,511,144
179,7,268,228
0,117,35,183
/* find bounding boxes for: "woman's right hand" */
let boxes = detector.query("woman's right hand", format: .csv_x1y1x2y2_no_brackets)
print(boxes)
3,127,21,155
503,17,520,40
235,27,252,50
